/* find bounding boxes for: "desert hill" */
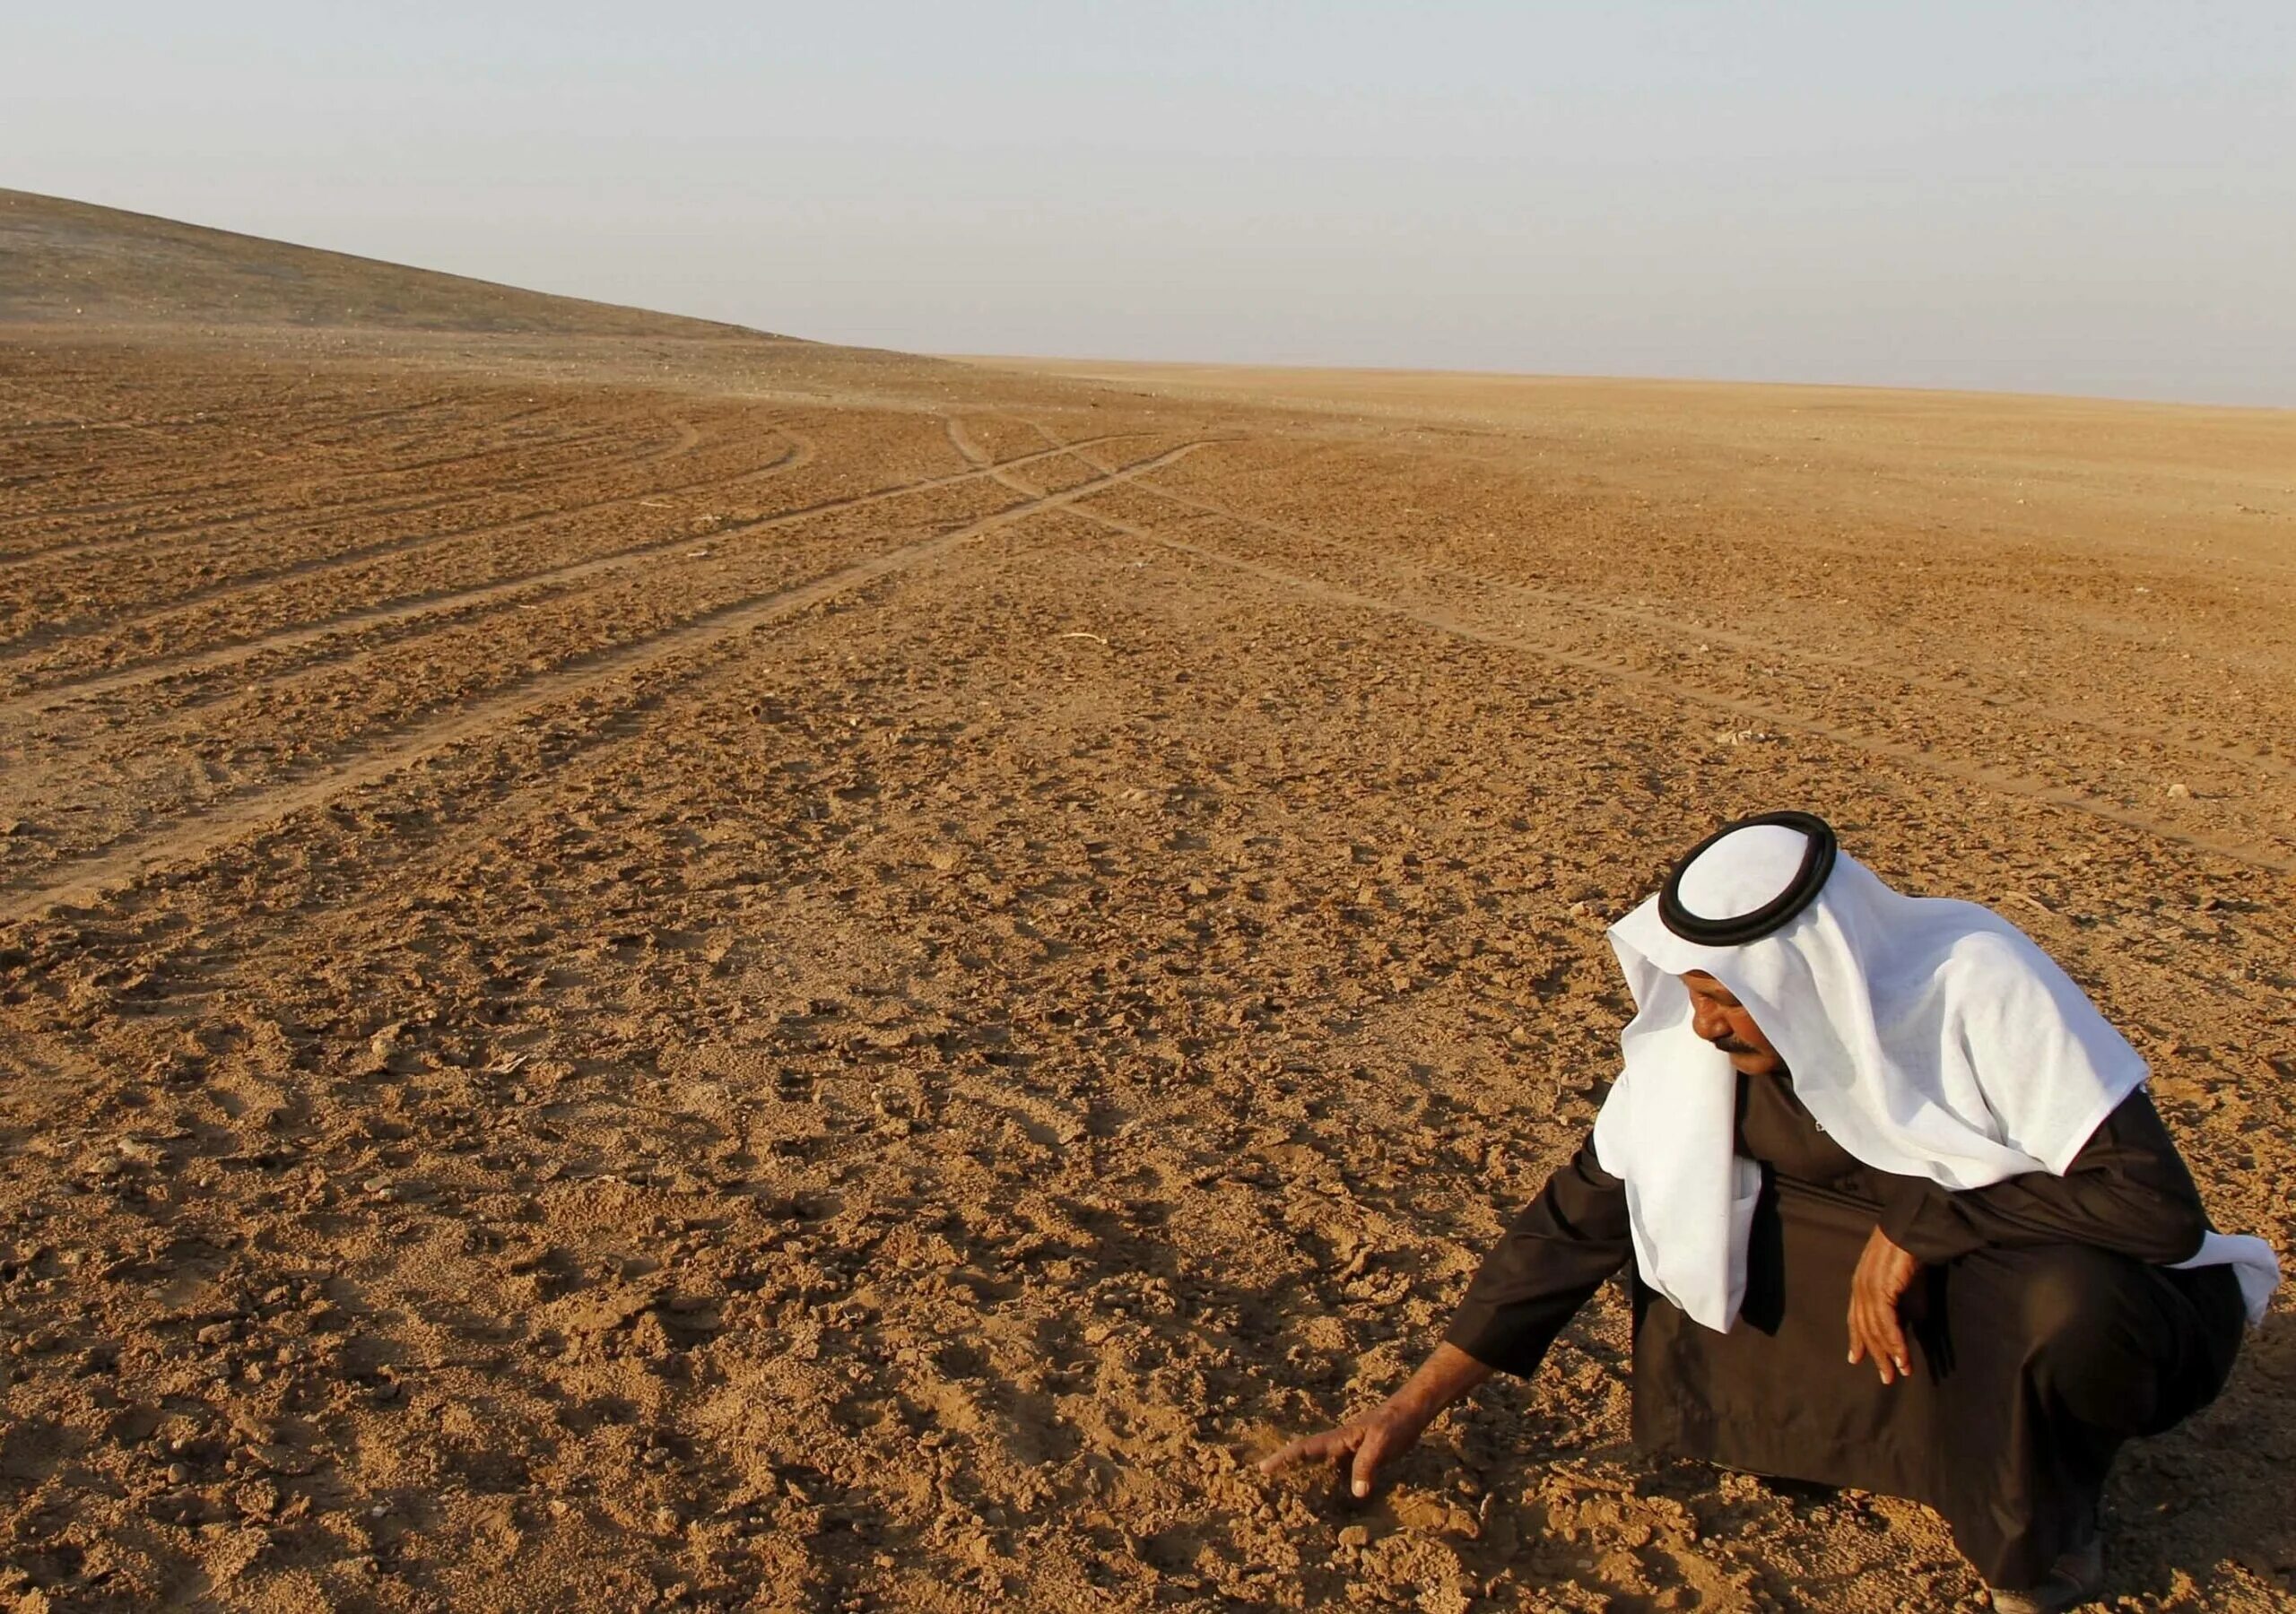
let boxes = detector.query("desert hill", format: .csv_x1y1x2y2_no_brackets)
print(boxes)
0,187,776,339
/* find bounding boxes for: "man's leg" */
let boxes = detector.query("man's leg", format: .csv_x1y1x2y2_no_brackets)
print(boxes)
1936,1243,2243,1591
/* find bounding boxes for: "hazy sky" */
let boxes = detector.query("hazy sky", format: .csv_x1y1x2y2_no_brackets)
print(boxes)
10,3,2294,403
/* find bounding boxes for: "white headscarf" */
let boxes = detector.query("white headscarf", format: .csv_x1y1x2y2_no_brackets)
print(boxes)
1590,819,2280,1331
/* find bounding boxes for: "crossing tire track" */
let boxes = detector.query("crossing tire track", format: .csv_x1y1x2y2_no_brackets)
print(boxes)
0,394,576,537
0,430,1158,717
0,439,1214,923
0,428,806,720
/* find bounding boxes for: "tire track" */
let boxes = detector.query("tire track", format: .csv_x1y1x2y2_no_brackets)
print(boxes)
0,427,809,720
0,379,458,448
944,417,997,469
0,413,695,573
1010,446,2296,878
0,419,755,660
0,383,188,443
0,387,509,512
0,430,1149,719
0,439,1214,923
1155,480,2296,783
1020,433,2296,788
0,396,561,534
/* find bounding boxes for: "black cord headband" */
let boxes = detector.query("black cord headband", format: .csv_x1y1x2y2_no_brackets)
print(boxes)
1657,811,1839,946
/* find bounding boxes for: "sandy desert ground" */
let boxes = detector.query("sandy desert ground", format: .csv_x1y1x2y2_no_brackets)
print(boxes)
2,190,2293,1611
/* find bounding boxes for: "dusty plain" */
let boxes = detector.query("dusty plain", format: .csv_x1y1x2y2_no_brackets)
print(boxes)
2,191,2293,1611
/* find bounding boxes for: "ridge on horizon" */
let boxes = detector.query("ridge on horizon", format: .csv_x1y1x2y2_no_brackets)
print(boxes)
0,187,795,342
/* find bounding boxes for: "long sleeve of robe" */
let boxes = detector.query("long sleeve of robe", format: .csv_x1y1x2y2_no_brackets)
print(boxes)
1872,1089,2211,1266
1440,1072,2247,1588
1443,1136,1630,1376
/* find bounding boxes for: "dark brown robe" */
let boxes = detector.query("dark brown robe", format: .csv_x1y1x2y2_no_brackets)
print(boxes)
1445,1072,2248,1586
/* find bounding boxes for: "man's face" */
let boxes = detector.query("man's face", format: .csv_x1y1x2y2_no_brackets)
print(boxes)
1681,970,1782,1075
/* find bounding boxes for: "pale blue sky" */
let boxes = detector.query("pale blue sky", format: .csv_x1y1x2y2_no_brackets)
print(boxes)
9,3,2293,403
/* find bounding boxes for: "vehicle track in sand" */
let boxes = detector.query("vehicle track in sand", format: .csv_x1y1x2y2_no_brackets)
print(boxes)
996,412,2296,786
0,413,700,572
1115,461,2296,785
0,396,570,533
0,430,1160,720
0,383,548,500
0,392,569,514
0,389,465,493
0,438,1214,923
0,416,683,581
0,420,771,660
972,425,2296,878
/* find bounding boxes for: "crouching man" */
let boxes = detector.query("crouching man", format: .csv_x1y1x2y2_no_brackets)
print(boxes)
1263,813,2277,1612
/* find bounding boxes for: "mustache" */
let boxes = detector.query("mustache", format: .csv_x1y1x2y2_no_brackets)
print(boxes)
1705,1034,1761,1054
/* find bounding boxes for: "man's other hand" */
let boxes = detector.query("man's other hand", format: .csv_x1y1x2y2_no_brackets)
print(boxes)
1847,1223,1923,1385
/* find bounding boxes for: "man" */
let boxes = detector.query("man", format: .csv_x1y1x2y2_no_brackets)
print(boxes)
1261,812,2277,1612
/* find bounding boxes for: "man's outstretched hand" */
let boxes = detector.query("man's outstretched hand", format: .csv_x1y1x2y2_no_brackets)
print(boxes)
1257,1403,1430,1499
1257,1342,1493,1498
1847,1223,1923,1385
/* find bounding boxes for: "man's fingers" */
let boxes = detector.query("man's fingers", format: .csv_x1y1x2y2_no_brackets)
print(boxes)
1848,1296,1892,1381
1257,1427,1358,1476
1875,1301,1911,1379
1848,1227,1923,1387
1863,1298,1892,1383
1349,1425,1393,1499
1849,1293,1907,1384
1256,1440,1302,1475
1265,1405,1428,1501
1257,1432,1331,1474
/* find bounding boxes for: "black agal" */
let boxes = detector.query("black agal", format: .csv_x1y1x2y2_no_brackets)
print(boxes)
1657,811,1839,946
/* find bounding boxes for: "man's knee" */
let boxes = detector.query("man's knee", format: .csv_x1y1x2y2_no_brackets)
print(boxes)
2015,1247,2127,1342
2013,1246,2163,1429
